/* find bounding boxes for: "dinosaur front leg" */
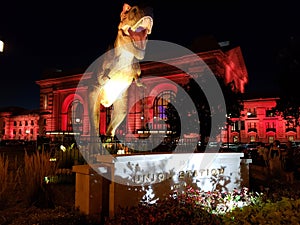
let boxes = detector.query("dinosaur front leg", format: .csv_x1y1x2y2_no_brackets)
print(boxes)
106,90,128,137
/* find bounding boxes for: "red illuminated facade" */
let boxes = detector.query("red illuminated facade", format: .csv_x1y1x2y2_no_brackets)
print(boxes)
34,45,248,141
0,107,39,142
1,42,299,144
233,97,300,143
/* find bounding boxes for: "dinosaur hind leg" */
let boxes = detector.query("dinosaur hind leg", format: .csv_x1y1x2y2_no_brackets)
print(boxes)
106,91,128,137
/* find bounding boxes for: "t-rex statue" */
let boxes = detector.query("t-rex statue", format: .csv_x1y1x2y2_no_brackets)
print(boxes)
88,3,153,145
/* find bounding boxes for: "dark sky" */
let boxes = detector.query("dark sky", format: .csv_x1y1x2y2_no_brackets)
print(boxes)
0,1,299,109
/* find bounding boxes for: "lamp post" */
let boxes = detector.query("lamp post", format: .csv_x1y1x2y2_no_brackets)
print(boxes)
226,114,231,147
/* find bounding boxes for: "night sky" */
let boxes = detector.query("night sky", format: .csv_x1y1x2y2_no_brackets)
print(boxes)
0,1,299,109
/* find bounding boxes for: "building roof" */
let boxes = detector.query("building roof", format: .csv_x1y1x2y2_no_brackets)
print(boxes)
38,35,238,81
242,91,280,100
0,106,40,116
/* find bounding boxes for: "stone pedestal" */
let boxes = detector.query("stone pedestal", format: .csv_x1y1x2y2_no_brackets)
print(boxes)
73,153,251,218
72,164,110,217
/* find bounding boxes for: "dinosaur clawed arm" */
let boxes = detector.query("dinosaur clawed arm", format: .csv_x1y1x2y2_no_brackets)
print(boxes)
134,78,146,88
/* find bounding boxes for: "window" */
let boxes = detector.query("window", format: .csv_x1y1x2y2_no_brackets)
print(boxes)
233,135,239,143
67,101,84,132
153,91,176,130
250,136,256,142
231,121,240,131
43,119,47,126
19,129,22,134
266,108,275,117
288,136,294,141
25,121,28,126
30,129,34,135
248,122,257,128
31,120,34,125
247,108,257,117
266,122,276,132
14,121,17,126
248,122,257,132
2,129,5,135
266,122,275,128
19,121,22,126
3,122,5,127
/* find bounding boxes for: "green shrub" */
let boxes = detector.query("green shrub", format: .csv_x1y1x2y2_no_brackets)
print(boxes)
106,197,220,225
105,185,300,224
221,197,300,224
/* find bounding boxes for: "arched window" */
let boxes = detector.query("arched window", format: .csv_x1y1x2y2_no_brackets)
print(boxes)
67,101,84,133
153,90,176,130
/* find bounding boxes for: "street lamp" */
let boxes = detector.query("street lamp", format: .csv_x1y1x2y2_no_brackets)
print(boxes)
0,40,4,52
226,114,231,146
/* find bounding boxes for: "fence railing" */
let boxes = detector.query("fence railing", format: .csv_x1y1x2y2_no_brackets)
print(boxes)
36,135,200,168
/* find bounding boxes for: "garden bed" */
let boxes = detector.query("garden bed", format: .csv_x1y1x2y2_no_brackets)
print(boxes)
1,146,300,224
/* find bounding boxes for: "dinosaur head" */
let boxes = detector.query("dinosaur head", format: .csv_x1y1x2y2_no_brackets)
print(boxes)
117,3,153,59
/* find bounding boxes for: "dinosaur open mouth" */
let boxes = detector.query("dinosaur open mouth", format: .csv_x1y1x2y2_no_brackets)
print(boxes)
122,16,153,50
128,27,148,50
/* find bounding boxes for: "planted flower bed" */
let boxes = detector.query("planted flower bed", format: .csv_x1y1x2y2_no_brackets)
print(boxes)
105,184,300,225
1,149,300,224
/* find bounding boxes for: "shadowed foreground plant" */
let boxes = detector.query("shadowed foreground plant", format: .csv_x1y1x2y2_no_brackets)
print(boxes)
24,150,58,208
105,185,300,225
0,154,9,205
0,154,21,208
104,186,264,224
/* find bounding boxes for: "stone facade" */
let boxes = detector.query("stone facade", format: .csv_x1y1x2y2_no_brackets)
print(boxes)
1,44,299,144
0,107,39,142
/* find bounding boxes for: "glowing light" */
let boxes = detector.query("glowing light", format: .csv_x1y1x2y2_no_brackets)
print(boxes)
60,145,66,152
117,149,125,154
0,40,4,52
45,131,80,135
44,176,50,184
100,76,132,107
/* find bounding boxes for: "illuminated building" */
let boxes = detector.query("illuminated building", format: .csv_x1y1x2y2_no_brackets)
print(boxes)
237,97,299,143
1,39,299,144
34,41,246,141
0,107,39,142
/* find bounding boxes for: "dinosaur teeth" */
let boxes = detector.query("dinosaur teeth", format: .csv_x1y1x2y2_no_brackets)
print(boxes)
119,16,153,36
131,16,153,34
